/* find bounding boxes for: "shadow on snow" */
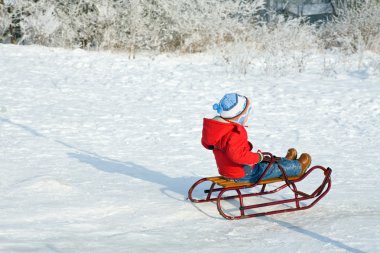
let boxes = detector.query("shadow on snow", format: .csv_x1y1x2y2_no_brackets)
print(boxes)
0,116,197,200
261,216,366,253
66,149,198,201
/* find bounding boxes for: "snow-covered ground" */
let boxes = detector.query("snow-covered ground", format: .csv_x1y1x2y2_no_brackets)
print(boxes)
0,44,379,253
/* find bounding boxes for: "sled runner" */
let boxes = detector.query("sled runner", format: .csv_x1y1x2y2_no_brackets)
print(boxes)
188,152,332,220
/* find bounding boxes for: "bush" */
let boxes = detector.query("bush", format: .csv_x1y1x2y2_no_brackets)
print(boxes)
321,1,380,53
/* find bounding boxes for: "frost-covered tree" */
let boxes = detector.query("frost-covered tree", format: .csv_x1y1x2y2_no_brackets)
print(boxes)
321,0,380,53
16,0,60,45
0,1,10,42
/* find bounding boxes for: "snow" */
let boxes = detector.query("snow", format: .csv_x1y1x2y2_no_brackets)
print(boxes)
0,44,379,253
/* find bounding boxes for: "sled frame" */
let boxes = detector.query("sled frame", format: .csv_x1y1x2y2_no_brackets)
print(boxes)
188,152,332,220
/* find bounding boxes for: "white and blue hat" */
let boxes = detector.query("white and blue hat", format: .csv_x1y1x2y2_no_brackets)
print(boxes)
213,93,252,124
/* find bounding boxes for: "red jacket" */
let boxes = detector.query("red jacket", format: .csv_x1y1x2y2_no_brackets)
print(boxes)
201,118,262,179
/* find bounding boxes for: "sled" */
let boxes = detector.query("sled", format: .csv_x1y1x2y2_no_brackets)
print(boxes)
188,152,332,220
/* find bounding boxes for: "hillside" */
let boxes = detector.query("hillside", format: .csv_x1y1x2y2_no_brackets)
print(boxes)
0,44,379,253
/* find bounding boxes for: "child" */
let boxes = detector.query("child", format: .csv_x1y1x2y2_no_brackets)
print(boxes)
201,93,311,183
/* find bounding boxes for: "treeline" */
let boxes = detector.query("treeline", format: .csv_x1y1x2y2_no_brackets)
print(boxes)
0,0,379,55
0,0,266,53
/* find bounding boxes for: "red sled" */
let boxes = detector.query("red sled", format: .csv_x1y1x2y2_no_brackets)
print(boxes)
188,152,332,220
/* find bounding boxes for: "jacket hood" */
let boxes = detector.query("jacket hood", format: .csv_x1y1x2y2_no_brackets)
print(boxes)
202,117,236,149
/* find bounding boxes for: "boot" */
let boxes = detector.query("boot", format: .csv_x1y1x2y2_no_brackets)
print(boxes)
298,153,312,175
285,148,297,160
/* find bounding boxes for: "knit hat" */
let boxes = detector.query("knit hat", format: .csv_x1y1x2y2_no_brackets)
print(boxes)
213,93,252,125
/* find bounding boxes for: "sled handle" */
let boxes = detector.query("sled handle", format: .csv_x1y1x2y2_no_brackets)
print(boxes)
255,152,280,184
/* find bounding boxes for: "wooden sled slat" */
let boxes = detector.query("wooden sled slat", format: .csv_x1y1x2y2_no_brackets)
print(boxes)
208,175,302,188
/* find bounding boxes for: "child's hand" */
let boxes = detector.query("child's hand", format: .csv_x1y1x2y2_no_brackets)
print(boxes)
257,150,263,162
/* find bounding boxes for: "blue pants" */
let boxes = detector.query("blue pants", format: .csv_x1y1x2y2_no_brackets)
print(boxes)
235,158,302,183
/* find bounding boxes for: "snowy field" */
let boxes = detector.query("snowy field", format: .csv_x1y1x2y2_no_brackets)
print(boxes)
0,44,379,253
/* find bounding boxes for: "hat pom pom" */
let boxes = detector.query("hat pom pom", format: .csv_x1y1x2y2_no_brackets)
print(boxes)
213,103,222,114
